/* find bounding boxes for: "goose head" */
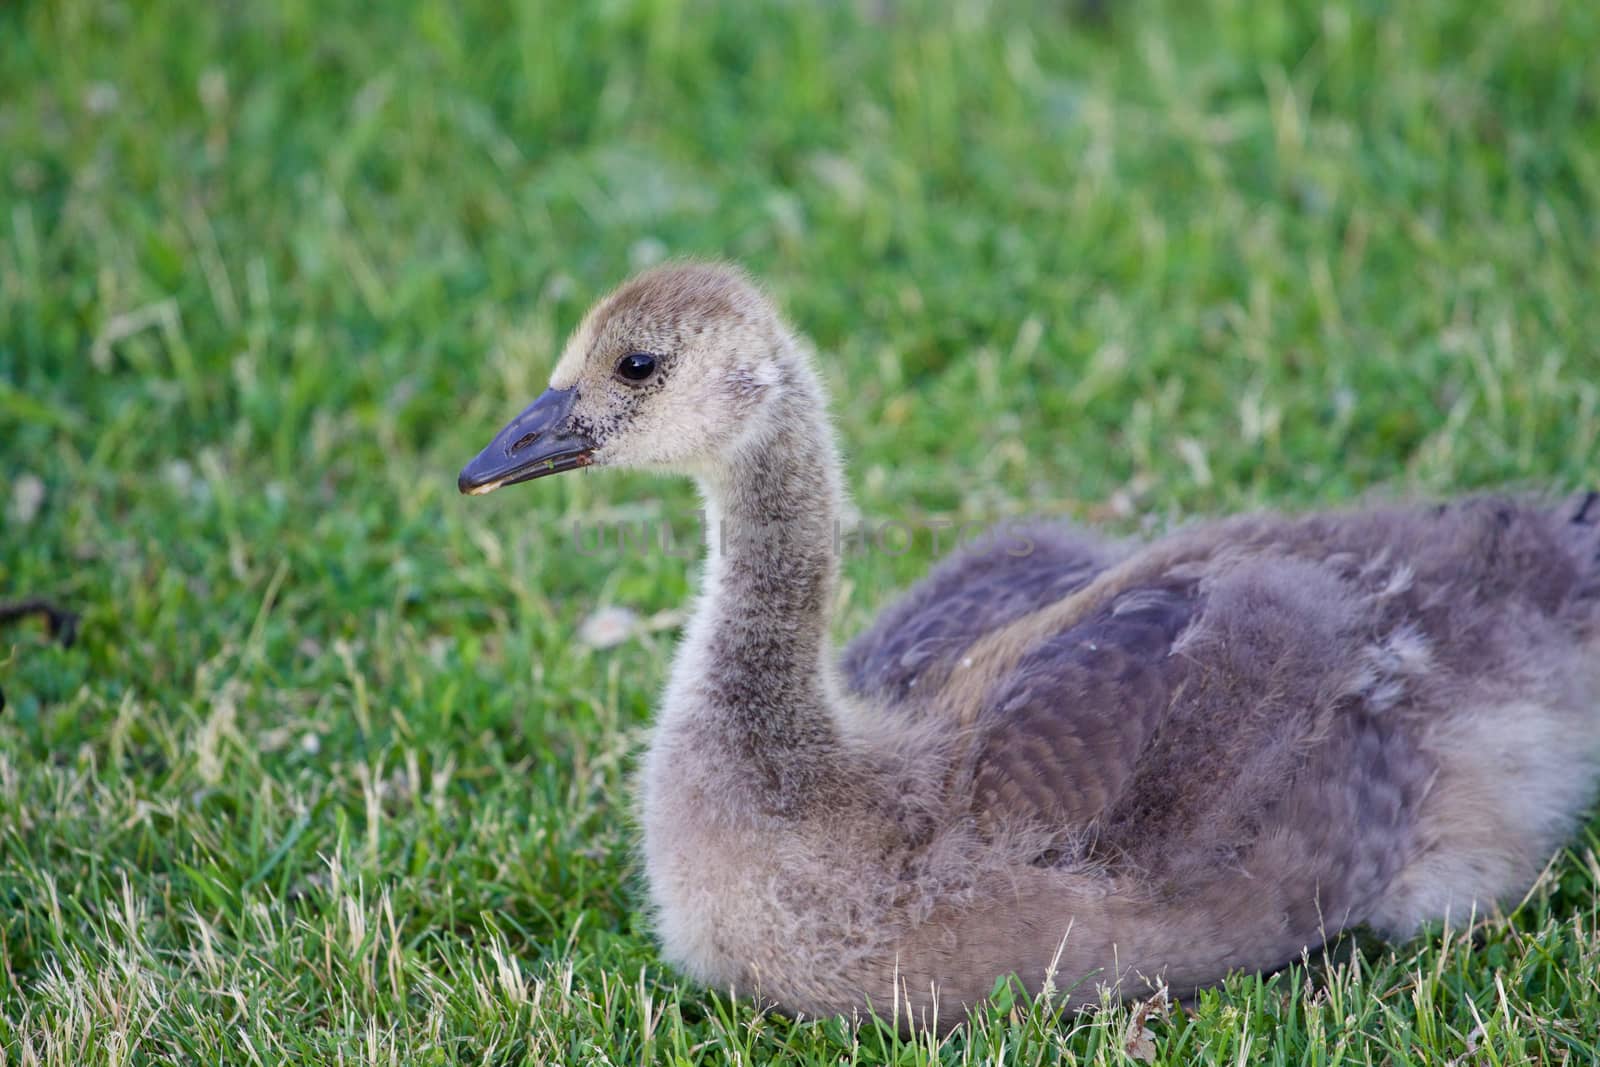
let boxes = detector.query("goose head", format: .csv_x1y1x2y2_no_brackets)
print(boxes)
458,262,793,495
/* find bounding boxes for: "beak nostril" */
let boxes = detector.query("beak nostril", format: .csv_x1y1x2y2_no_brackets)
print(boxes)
461,385,590,493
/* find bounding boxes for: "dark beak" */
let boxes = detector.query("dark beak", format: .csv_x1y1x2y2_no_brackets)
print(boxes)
458,386,597,495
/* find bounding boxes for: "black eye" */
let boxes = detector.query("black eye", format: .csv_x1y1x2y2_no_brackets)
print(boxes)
616,352,657,382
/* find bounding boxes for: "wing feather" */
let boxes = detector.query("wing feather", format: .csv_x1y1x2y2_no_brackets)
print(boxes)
840,523,1114,708
966,581,1199,831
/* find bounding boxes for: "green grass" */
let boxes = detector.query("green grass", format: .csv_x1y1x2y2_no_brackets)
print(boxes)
3,0,1600,1061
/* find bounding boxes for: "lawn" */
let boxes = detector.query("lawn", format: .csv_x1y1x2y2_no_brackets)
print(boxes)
3,0,1599,1062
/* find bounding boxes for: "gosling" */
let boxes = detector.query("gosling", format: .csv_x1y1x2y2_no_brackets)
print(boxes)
459,261,1600,1031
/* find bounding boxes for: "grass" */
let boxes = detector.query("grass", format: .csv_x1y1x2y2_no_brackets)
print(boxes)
3,0,1599,1061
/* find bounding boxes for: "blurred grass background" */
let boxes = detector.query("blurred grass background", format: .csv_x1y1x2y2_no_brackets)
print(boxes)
3,0,1599,1062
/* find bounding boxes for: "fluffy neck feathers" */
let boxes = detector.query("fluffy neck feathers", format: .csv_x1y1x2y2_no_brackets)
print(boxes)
664,360,846,809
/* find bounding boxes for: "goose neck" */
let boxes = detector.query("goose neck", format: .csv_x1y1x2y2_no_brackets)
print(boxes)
666,372,846,806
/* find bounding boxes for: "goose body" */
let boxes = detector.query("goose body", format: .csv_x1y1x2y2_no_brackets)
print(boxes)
460,262,1600,1029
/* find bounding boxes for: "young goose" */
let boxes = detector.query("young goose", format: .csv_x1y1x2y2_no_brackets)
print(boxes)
459,262,1600,1030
